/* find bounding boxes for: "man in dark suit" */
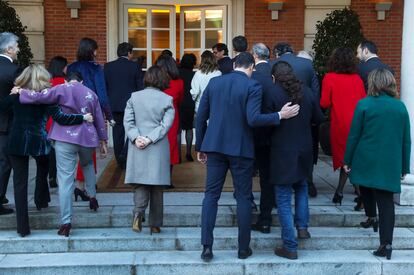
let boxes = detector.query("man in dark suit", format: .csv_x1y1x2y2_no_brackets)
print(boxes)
250,43,275,234
196,52,300,261
272,42,320,197
212,43,233,75
104,42,143,168
0,32,20,215
357,40,394,90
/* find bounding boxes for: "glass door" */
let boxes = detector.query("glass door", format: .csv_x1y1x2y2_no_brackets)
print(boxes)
180,6,227,64
124,5,176,68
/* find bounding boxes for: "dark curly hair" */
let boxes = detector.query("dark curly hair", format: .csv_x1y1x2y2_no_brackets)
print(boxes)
327,47,358,74
271,61,303,105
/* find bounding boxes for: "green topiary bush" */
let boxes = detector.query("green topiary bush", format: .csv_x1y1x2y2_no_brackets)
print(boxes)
312,8,365,78
0,0,33,67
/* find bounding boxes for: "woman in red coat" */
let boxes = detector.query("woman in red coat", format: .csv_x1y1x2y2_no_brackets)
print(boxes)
156,55,184,183
320,47,366,207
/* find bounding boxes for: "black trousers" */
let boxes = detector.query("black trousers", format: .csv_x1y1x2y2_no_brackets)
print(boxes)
359,185,395,245
0,134,11,201
9,154,50,234
255,146,274,226
112,112,128,166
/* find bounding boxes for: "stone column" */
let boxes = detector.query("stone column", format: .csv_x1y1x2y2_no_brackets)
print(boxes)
398,0,414,205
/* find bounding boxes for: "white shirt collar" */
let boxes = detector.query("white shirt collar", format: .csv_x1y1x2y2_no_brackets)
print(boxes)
255,60,268,65
0,54,13,63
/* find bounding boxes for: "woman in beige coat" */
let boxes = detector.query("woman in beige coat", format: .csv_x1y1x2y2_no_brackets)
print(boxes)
124,66,175,234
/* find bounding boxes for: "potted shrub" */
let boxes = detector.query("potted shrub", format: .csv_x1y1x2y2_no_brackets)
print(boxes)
0,0,33,67
312,8,365,156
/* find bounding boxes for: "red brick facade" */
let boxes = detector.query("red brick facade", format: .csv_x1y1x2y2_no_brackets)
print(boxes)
43,0,403,82
351,0,404,84
44,0,107,64
245,0,305,57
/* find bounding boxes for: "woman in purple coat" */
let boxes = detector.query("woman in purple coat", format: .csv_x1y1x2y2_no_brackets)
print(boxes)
17,72,108,237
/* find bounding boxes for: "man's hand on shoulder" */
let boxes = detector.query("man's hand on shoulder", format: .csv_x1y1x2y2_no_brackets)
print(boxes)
279,102,300,120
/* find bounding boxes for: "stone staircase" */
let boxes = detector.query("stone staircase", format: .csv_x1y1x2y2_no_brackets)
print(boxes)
1,192,414,275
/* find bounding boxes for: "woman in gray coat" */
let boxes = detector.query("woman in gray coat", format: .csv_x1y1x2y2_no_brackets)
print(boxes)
124,66,175,234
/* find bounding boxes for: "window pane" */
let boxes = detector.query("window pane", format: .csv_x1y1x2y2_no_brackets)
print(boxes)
128,8,147,28
132,50,147,69
152,10,170,28
184,51,201,66
184,10,201,29
205,10,223,28
152,50,165,65
205,30,223,48
128,30,147,48
184,31,200,48
152,30,170,49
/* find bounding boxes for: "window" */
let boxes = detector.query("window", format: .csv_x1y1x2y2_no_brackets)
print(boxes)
124,5,226,68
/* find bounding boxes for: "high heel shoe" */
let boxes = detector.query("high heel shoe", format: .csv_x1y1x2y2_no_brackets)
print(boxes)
354,196,364,211
360,217,379,232
373,244,392,260
332,192,343,205
74,187,90,202
89,197,99,211
150,226,161,235
57,223,71,237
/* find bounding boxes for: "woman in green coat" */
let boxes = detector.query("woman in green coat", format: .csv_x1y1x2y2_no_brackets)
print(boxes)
344,68,411,260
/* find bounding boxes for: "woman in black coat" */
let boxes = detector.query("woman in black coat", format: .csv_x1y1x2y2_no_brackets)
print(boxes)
1,64,89,237
266,61,324,259
178,53,196,161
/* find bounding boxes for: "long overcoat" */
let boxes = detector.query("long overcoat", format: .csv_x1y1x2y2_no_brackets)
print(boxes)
124,87,175,185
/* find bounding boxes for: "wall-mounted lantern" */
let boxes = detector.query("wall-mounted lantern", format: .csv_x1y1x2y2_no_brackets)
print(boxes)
375,2,392,21
66,0,81,19
268,2,284,21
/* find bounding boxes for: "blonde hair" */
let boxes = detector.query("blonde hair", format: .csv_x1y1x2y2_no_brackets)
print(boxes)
15,64,51,91
367,68,397,97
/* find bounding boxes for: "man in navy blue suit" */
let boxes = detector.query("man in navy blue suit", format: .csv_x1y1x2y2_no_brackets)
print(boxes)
196,52,300,261
104,42,143,168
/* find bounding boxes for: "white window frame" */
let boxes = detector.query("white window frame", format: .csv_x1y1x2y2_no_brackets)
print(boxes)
123,4,176,67
180,6,227,58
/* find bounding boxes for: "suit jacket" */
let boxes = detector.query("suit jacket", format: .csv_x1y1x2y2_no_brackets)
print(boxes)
104,57,143,113
218,56,233,75
0,56,20,133
271,54,320,97
357,57,394,91
196,71,280,159
255,61,272,76
265,85,324,185
0,94,83,156
124,88,175,185
252,61,274,147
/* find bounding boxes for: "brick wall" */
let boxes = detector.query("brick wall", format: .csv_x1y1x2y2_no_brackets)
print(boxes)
352,0,404,85
44,0,107,65
245,0,305,57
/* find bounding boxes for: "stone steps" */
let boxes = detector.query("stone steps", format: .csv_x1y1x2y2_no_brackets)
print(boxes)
0,227,414,254
1,205,414,229
0,250,413,275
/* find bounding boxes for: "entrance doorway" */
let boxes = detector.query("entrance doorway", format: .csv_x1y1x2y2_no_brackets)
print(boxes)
122,4,227,67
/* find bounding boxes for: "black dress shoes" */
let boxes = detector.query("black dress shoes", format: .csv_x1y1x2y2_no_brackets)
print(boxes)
238,247,253,259
0,205,13,215
308,182,317,197
201,245,213,262
373,244,392,260
2,197,9,204
297,229,311,239
274,247,298,260
251,223,271,234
